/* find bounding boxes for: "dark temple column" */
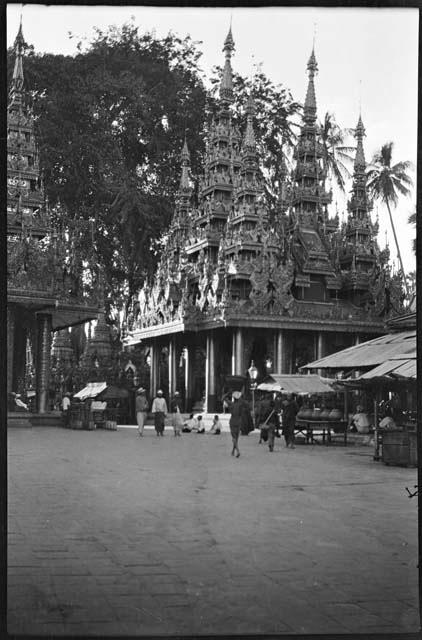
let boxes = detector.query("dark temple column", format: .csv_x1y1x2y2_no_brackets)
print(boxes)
36,313,52,413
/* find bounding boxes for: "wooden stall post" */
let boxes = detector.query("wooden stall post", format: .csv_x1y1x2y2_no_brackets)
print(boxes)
373,389,380,461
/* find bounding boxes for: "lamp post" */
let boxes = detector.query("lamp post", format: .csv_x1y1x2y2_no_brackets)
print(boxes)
248,360,258,426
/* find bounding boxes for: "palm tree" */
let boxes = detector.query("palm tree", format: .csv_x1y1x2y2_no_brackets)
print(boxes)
366,142,414,297
408,208,416,255
319,112,355,192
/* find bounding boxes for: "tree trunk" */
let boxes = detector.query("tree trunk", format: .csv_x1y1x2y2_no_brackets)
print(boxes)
386,200,409,299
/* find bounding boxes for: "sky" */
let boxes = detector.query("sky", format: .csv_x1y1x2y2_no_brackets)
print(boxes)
7,4,418,275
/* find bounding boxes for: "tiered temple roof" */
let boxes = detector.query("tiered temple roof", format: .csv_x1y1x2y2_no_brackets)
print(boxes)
7,22,100,331
124,30,403,344
7,21,48,237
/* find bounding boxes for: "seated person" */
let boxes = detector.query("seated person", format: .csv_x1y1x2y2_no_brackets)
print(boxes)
379,414,396,430
183,414,198,433
192,415,205,434
14,393,29,411
350,405,371,433
208,415,221,435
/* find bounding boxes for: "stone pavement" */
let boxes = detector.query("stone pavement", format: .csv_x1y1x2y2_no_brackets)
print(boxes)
7,426,420,636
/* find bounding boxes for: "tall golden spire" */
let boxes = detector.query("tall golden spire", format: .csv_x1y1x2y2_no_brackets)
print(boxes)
304,46,318,123
220,26,235,104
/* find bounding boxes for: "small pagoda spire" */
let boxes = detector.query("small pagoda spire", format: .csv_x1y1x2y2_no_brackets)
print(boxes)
179,137,191,193
354,113,366,171
220,26,235,104
304,46,318,123
242,92,256,153
10,18,25,104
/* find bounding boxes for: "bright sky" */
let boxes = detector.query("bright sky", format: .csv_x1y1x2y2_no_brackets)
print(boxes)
7,4,418,275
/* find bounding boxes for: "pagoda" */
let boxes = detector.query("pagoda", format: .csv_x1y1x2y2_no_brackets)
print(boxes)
123,30,400,412
7,22,100,423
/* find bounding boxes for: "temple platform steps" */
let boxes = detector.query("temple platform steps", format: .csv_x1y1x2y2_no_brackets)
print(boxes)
7,412,32,428
7,412,63,428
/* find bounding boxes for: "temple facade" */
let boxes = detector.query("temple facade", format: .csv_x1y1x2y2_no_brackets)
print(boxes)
123,29,404,412
7,23,100,418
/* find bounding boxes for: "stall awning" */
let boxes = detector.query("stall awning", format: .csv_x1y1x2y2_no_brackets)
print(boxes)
257,374,336,395
73,382,107,400
359,354,416,380
301,330,416,371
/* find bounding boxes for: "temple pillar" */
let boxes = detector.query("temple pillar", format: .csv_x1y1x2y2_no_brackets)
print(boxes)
231,332,236,375
168,338,177,399
36,313,52,413
316,332,326,360
316,331,326,377
205,332,216,412
149,343,158,398
7,308,15,394
184,345,193,412
275,330,289,374
235,328,244,376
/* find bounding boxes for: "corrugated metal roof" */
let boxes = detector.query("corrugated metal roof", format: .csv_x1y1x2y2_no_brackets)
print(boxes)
302,331,416,370
360,356,416,380
258,374,336,395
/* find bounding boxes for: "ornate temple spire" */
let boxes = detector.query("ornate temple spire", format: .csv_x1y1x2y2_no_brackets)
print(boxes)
10,19,25,107
220,26,235,104
304,47,318,123
354,113,366,172
242,92,256,154
179,137,191,193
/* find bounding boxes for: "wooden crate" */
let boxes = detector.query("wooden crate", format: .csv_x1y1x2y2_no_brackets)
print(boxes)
382,430,415,467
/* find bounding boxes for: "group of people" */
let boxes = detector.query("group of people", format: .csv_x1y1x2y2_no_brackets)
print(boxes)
135,388,222,437
135,386,299,457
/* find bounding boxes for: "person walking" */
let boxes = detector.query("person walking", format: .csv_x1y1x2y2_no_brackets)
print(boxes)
282,394,299,449
151,389,168,437
135,387,149,437
225,391,249,458
266,401,281,452
170,391,184,436
62,392,71,427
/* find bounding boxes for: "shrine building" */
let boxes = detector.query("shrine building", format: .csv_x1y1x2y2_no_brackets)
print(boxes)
7,23,100,423
123,28,403,412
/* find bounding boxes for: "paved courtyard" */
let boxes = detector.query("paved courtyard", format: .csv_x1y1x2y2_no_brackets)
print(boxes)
8,426,420,636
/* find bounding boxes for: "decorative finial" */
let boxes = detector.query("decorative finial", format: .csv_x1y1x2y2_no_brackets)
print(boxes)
179,138,191,193
180,136,190,163
242,91,256,154
11,18,25,94
220,24,235,103
223,24,235,53
354,112,366,170
304,42,318,121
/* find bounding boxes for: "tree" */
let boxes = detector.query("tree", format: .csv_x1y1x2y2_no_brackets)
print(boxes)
366,142,414,297
8,21,208,315
408,208,416,255
319,112,355,192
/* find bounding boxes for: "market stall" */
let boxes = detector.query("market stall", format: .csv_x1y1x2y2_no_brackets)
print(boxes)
346,354,417,466
257,374,347,445
71,382,108,430
302,328,417,464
